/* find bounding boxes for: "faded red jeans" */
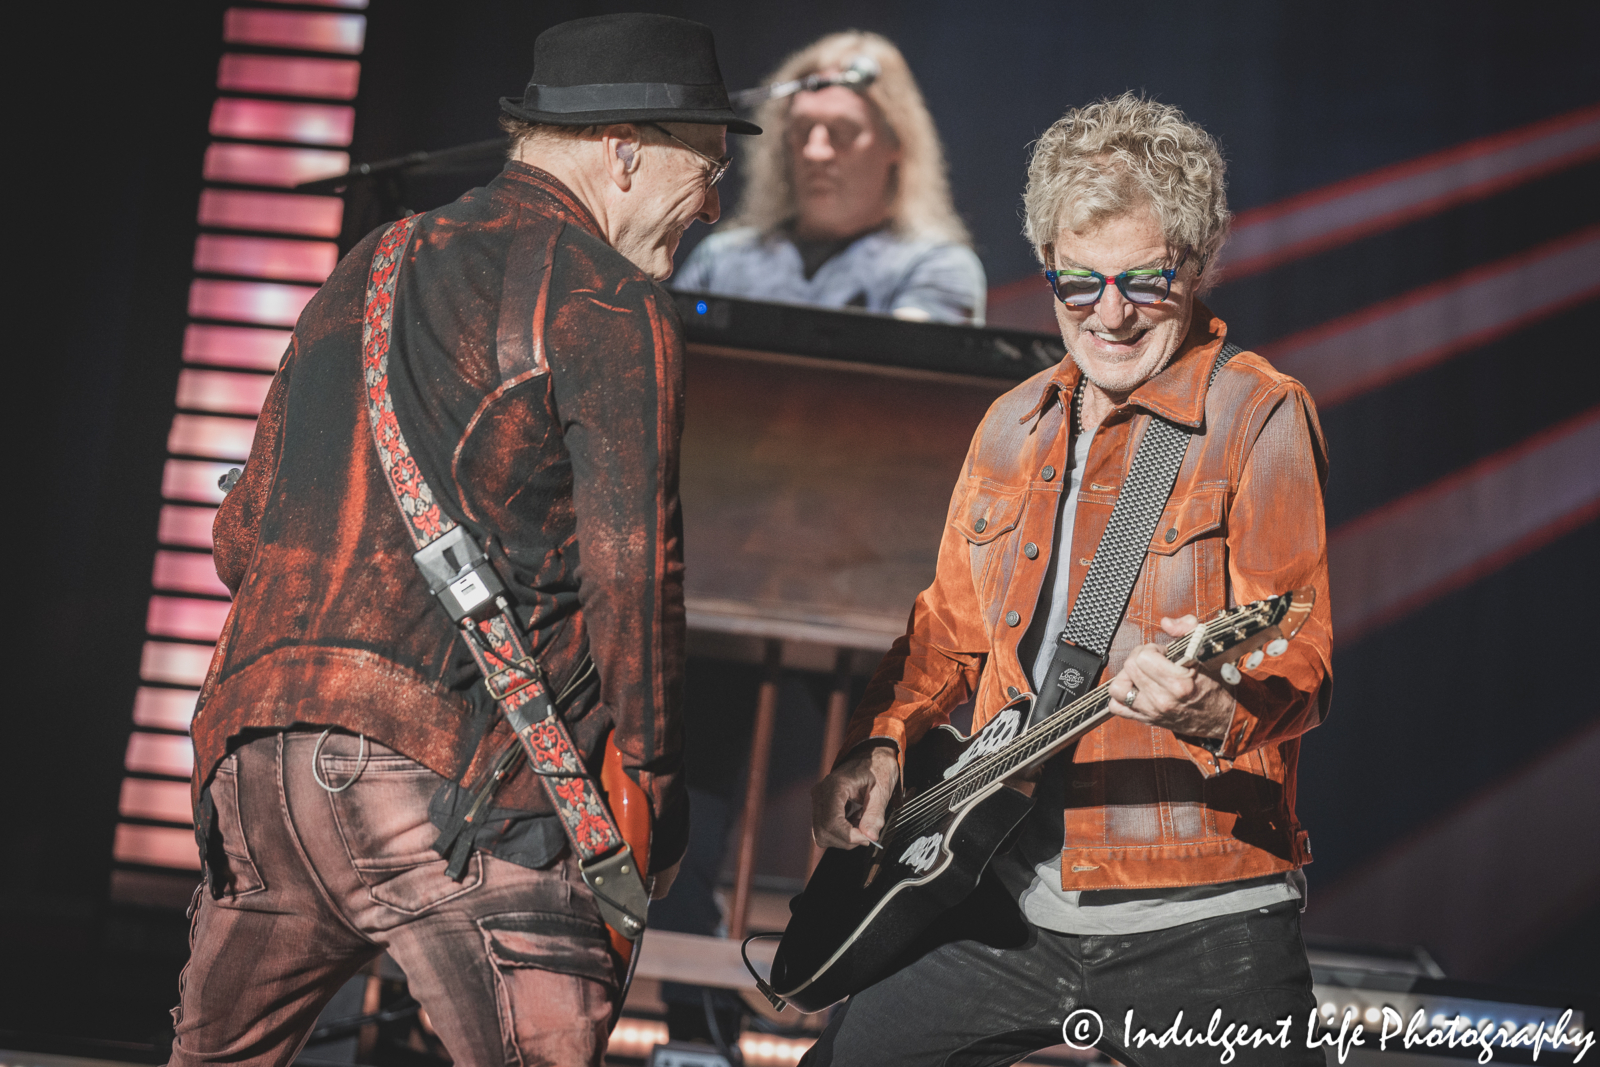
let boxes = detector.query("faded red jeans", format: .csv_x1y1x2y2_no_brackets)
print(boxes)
170,730,618,1066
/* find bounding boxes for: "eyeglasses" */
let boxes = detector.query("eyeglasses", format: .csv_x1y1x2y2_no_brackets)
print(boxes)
1044,250,1188,307
646,122,732,187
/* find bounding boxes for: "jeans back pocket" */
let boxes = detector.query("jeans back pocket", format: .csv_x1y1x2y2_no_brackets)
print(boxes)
324,751,484,914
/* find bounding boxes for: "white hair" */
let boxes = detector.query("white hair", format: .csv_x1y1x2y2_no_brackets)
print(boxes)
1024,93,1230,276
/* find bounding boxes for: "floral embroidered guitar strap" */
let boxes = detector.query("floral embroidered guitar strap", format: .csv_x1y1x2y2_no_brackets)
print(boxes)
360,214,647,942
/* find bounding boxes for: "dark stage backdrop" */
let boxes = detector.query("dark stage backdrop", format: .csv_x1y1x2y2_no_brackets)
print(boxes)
11,0,1597,1037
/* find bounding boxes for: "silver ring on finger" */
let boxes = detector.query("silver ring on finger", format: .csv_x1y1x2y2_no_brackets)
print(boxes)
1124,686,1139,707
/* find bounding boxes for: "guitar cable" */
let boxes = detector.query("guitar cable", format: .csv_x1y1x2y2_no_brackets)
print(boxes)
740,932,788,1011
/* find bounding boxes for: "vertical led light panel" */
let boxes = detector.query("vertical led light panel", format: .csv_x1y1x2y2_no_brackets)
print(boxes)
111,0,366,907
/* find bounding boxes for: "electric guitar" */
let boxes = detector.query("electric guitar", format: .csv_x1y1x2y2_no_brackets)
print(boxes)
761,588,1316,1014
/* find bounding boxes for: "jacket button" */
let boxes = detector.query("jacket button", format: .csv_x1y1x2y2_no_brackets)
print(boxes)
1041,465,1056,481
1024,542,1038,559
1005,610,1020,627
1164,527,1178,543
1007,686,1020,698
974,517,987,533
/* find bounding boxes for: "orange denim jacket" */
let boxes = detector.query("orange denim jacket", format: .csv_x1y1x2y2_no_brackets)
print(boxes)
843,305,1333,890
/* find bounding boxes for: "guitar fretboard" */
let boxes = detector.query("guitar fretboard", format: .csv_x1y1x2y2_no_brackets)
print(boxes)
883,600,1283,849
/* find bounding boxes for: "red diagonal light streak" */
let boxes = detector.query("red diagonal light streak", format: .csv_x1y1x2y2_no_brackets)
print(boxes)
1304,720,1600,980
1222,104,1600,280
1264,227,1600,407
1329,409,1600,645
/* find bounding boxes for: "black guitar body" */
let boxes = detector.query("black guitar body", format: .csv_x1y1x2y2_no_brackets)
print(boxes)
769,721,1038,1013
762,590,1315,1015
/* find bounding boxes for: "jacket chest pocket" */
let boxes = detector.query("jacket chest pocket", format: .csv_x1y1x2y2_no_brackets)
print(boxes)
1145,488,1226,619
953,482,1026,615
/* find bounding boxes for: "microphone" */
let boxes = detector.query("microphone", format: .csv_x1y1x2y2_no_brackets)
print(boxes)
728,55,880,109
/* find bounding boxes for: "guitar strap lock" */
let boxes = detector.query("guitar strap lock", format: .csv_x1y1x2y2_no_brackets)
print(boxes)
582,844,649,941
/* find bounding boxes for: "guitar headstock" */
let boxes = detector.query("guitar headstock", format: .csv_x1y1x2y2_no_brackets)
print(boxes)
1180,587,1316,684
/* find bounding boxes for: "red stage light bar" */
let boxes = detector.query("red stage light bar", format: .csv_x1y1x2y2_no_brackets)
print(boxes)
140,641,216,687
223,8,366,54
217,54,361,99
194,234,337,283
168,413,259,460
189,278,318,327
176,368,274,415
158,505,220,548
147,596,232,642
132,687,200,731
152,551,232,598
198,189,343,237
184,324,291,370
211,98,355,147
119,779,196,824
162,459,236,504
1266,227,1600,407
125,733,197,778
116,1,368,907
113,825,202,870
1330,409,1600,644
204,143,349,188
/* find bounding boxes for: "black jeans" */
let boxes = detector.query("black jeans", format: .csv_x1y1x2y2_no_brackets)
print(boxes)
800,876,1322,1067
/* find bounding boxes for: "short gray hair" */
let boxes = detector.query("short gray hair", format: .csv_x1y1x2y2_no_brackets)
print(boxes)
1023,93,1230,273
499,115,599,156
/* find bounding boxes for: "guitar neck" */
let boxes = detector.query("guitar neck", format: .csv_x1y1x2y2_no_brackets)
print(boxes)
892,633,1198,829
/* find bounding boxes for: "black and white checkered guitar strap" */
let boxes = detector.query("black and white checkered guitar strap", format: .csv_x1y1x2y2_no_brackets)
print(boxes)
1030,340,1241,724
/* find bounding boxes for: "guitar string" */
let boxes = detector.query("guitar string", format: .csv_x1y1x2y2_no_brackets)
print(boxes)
893,602,1287,833
886,600,1299,845
892,633,1192,826
882,603,1286,849
887,686,1120,844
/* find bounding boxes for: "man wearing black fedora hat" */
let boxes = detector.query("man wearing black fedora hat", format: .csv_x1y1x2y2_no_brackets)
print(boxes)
174,14,757,1065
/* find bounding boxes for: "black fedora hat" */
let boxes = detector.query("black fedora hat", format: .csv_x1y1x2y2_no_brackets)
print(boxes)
501,14,760,135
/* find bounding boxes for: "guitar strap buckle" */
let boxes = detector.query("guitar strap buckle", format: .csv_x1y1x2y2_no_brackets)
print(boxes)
484,655,542,703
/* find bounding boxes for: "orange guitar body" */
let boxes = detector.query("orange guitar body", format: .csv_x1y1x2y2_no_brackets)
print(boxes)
599,732,652,963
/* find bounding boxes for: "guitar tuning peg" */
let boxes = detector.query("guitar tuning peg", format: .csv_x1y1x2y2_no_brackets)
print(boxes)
1244,650,1264,670
1265,639,1288,657
1220,662,1242,685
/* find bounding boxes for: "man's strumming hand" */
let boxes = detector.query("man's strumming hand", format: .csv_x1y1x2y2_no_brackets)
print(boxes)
811,740,900,850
